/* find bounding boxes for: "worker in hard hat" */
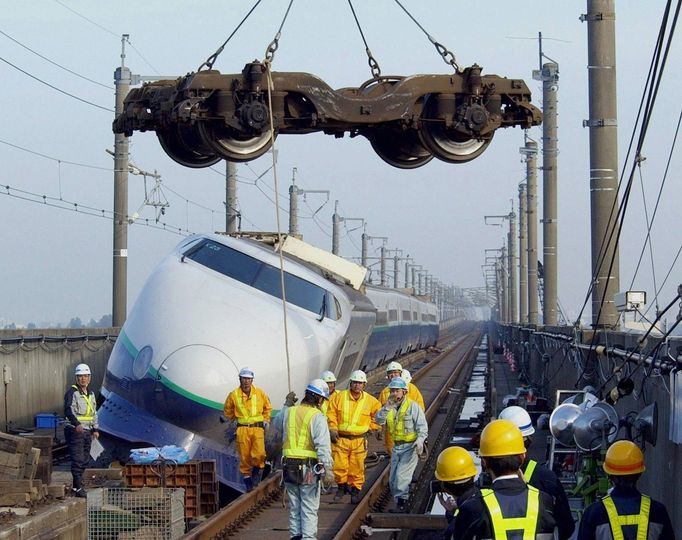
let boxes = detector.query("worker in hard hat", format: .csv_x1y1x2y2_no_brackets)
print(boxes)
378,363,425,454
453,419,556,539
64,363,99,498
319,370,337,415
433,446,479,539
326,369,380,504
577,440,674,540
376,377,428,512
499,405,575,539
223,367,272,492
280,379,334,540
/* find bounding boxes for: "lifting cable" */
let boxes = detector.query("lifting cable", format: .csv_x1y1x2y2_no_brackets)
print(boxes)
262,0,296,394
347,0,382,79
392,0,460,73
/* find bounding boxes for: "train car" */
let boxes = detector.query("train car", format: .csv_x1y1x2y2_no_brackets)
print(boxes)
98,233,437,491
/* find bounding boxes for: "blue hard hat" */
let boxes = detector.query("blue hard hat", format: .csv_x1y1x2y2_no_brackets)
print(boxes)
306,379,330,400
388,377,408,390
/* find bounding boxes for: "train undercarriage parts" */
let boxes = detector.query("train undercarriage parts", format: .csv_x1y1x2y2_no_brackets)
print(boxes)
113,61,542,169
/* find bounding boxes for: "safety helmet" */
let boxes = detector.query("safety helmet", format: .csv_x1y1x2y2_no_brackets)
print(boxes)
388,377,408,390
386,361,402,374
479,419,526,457
435,446,477,482
349,370,367,383
499,406,535,437
603,440,646,476
400,369,412,385
306,379,330,400
74,363,91,376
238,367,255,379
320,370,337,383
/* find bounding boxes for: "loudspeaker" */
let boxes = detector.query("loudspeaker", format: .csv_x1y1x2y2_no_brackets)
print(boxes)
549,403,581,447
634,402,658,447
572,402,619,451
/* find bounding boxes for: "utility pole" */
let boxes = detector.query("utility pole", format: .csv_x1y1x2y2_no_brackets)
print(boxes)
582,0,620,327
484,210,517,323
518,183,528,323
226,161,238,233
288,168,329,238
112,35,173,327
520,137,539,325
404,257,412,288
500,246,508,322
411,265,423,294
533,33,560,325
331,200,364,256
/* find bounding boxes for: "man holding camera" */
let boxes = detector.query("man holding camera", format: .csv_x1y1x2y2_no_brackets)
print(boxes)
376,376,428,512
433,446,479,539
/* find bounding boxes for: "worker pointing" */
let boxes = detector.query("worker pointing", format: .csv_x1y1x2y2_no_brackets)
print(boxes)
223,367,272,492
326,369,380,504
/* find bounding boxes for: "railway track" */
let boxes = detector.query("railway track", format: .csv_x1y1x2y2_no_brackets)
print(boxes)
184,322,483,539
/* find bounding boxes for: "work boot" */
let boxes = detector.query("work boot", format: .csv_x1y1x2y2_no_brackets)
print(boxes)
333,483,347,501
71,487,87,498
243,476,253,492
350,486,362,504
290,536,302,540
251,467,263,487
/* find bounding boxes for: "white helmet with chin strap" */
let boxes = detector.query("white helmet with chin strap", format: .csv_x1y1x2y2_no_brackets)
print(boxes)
386,361,402,374
349,370,367,383
75,363,91,376
499,405,535,436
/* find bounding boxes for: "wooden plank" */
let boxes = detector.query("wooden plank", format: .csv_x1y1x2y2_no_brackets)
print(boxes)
0,507,30,516
23,435,53,450
0,450,27,468
47,484,66,498
23,447,41,480
0,432,33,454
0,479,35,491
0,493,30,506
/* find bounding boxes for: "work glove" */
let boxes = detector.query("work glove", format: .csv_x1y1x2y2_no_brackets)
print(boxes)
375,430,383,441
284,391,298,407
322,467,335,489
330,429,339,444
415,437,425,457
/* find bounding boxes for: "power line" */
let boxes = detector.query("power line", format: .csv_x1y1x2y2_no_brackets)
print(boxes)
0,138,112,171
0,55,113,112
53,0,119,39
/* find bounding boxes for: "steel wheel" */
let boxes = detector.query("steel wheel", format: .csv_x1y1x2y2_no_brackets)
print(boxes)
198,122,274,163
157,127,221,169
419,120,493,164
367,129,434,170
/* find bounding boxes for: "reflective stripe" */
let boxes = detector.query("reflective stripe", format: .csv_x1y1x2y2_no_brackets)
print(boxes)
321,400,328,415
339,391,368,435
602,494,650,540
71,385,95,422
524,459,537,483
232,388,264,424
386,399,417,443
481,485,540,540
283,405,320,459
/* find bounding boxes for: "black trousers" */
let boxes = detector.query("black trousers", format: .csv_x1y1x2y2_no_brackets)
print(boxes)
64,426,92,489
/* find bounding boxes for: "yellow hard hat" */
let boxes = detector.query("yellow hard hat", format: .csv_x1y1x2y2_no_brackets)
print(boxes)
479,419,526,457
603,440,645,476
435,446,477,482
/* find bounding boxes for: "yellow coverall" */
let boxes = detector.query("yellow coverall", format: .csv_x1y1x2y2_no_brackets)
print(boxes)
379,382,425,454
327,389,380,490
224,385,272,477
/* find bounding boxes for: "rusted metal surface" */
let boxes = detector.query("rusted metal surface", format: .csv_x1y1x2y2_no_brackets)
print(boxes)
113,62,542,169
180,323,481,539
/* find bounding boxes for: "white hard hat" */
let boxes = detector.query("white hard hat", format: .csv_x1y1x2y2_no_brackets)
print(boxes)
306,379,330,400
400,369,412,385
499,405,535,436
349,370,367,383
321,370,337,383
238,367,255,379
75,363,91,376
386,361,402,373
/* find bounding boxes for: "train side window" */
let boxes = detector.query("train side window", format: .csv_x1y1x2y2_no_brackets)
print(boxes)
402,310,411,321
283,272,327,315
376,311,388,325
413,311,418,321
388,309,398,322
184,240,261,285
325,293,342,320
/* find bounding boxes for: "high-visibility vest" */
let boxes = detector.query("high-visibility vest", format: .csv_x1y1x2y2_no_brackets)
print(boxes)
282,405,321,459
602,494,651,540
481,485,540,540
320,391,335,416
231,388,264,424
523,459,537,483
71,385,95,423
386,398,418,443
338,391,369,435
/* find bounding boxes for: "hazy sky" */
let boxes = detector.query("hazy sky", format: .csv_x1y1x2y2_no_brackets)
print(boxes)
2,1,680,327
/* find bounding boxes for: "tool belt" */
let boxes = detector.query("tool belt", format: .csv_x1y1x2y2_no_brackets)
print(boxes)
339,432,366,440
238,422,264,428
282,458,319,485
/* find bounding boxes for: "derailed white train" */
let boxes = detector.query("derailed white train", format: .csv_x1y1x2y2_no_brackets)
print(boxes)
99,233,438,491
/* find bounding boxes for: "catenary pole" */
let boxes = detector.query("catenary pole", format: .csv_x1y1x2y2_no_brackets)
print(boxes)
518,183,528,323
226,161,238,233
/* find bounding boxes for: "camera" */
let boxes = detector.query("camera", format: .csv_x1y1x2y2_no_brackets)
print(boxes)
430,479,443,494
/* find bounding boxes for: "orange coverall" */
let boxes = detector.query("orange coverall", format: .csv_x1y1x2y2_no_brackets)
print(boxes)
379,383,425,454
224,385,272,477
327,389,380,490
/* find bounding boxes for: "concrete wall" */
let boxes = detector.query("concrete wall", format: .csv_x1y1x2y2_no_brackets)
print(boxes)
497,322,682,535
0,328,117,431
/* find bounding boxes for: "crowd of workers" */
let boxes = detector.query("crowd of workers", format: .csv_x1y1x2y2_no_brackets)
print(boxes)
64,361,675,540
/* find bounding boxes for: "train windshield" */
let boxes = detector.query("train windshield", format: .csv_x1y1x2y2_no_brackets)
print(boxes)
184,239,340,319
